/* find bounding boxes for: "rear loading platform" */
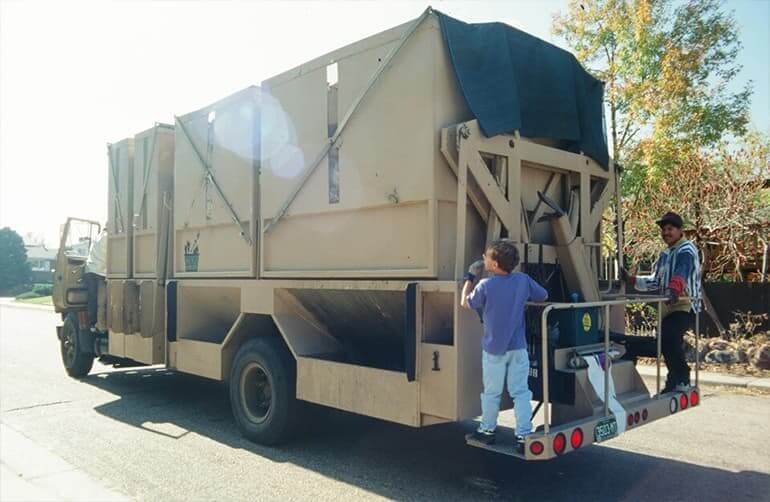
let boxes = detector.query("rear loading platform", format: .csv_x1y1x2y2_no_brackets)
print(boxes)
468,386,701,460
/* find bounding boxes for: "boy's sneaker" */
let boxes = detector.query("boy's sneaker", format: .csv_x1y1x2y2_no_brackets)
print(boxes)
515,435,526,454
674,382,691,392
467,427,496,445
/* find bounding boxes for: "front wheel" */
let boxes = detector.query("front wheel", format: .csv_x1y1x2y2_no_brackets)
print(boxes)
60,313,94,378
229,337,298,445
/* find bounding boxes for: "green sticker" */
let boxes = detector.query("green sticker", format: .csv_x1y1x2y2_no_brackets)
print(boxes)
582,312,592,332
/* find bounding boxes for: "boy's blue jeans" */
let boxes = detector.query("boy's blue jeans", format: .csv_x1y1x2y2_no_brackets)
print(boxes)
481,349,533,435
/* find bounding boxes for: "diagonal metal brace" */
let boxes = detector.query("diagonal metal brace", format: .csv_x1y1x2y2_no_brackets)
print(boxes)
175,116,253,246
263,6,434,234
107,144,125,234
134,125,159,227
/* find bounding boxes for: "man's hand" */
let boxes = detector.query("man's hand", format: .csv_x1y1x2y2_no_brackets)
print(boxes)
664,288,679,305
619,266,630,282
464,260,484,282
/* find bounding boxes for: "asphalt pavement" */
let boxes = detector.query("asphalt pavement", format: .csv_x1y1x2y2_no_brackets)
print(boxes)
1,303,769,501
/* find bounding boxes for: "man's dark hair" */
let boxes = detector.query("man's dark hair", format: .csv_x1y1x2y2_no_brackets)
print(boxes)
486,239,519,273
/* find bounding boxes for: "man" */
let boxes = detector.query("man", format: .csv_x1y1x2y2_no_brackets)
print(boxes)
622,212,701,393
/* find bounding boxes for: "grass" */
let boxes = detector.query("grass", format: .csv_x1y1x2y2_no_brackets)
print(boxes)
15,295,53,306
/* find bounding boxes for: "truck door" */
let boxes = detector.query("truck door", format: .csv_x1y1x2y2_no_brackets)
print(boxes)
53,218,100,312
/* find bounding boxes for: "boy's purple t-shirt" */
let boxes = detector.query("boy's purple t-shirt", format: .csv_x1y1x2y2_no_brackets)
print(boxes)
467,272,548,354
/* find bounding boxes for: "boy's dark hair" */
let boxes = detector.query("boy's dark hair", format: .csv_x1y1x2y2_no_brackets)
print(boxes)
486,239,520,273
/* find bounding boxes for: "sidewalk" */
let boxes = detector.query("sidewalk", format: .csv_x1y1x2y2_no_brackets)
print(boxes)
0,423,127,501
636,364,770,391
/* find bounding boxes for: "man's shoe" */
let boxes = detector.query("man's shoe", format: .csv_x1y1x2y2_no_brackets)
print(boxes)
467,428,496,445
661,382,676,394
674,382,691,392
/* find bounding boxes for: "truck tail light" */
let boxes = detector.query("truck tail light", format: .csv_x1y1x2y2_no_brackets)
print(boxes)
690,389,699,407
570,428,583,449
553,433,566,455
529,441,544,456
680,393,688,410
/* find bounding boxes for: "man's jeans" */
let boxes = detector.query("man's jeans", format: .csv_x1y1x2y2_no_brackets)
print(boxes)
481,349,533,435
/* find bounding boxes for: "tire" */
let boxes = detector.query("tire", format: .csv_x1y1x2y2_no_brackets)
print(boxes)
229,337,298,445
60,313,94,378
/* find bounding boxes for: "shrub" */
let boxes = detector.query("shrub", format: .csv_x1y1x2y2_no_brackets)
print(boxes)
32,283,53,296
1,283,32,297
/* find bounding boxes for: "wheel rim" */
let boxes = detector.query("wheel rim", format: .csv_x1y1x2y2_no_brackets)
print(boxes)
62,322,77,367
240,362,272,424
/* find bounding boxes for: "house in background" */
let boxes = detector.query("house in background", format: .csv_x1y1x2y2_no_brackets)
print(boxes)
25,244,57,283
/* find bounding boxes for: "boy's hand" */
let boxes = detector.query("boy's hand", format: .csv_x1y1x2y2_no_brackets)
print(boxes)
465,260,484,282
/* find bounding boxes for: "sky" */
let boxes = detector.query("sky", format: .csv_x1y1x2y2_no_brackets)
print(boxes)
1,0,768,247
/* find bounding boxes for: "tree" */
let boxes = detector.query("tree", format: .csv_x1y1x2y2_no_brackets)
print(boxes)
553,0,756,277
624,133,770,280
553,0,752,185
0,227,31,292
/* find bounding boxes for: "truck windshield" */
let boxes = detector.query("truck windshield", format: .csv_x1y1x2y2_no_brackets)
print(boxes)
62,220,99,258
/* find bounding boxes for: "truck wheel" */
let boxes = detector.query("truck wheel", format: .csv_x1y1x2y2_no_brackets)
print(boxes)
60,313,94,378
229,337,298,445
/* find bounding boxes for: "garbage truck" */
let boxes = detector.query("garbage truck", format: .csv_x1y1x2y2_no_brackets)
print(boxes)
52,9,702,460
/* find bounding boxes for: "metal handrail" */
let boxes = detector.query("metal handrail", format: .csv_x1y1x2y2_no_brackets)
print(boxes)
530,295,700,434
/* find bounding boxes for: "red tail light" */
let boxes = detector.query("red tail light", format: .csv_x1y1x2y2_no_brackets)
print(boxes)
529,441,544,456
642,408,648,421
634,411,640,424
690,389,699,406
627,414,634,427
570,428,584,449
553,433,566,455
680,393,689,410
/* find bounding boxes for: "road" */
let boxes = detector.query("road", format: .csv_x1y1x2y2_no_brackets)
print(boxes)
1,303,769,501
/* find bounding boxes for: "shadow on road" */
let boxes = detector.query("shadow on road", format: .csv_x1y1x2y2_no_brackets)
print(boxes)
84,366,768,501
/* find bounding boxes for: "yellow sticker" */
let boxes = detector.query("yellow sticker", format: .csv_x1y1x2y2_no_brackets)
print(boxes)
582,312,592,332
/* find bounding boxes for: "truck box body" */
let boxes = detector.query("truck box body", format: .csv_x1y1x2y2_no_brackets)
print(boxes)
132,124,175,278
106,138,134,278
54,11,695,463
173,86,260,278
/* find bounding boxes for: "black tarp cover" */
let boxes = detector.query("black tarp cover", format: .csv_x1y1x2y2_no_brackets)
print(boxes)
436,12,609,169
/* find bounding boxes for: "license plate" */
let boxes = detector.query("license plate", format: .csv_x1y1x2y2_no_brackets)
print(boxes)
594,417,618,443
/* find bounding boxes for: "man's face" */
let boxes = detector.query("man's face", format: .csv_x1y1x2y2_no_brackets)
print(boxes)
660,223,683,246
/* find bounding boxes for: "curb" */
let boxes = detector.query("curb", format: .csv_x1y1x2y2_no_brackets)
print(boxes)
636,364,770,391
0,301,55,312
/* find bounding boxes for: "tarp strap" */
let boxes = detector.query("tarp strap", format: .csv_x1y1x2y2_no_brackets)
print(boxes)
107,145,125,234
175,116,253,246
263,6,434,234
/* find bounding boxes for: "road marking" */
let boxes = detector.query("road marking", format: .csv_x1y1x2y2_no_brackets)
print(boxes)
3,400,72,413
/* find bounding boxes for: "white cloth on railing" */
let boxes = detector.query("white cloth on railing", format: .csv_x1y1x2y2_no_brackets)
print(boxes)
585,355,627,433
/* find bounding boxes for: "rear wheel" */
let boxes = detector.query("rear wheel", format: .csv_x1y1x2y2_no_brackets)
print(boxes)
229,337,298,445
60,313,94,378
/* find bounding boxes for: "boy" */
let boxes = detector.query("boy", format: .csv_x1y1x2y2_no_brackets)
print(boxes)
460,239,548,450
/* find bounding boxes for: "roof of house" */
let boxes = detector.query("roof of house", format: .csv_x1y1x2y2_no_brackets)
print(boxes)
25,244,57,261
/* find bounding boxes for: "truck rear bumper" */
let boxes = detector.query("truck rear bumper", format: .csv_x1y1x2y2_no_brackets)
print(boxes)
467,387,701,460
